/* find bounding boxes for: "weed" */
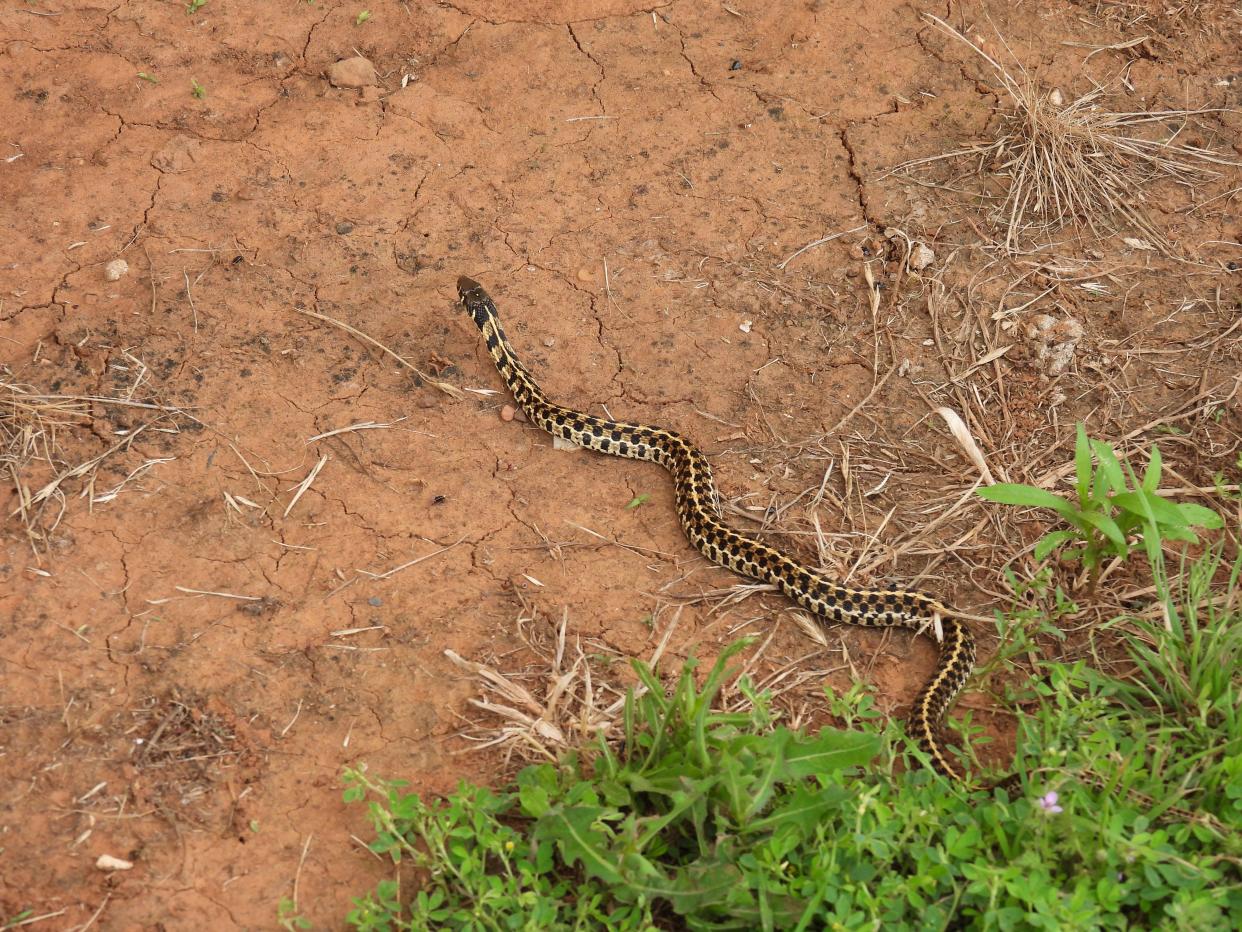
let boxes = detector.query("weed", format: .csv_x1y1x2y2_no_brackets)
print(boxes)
191,79,206,99
277,898,310,931
186,0,206,14
355,10,371,25
624,493,650,509
137,72,159,84
339,580,1242,929
978,424,1221,590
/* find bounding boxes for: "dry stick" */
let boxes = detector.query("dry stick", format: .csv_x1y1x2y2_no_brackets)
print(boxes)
800,363,898,449
289,306,463,399
292,834,313,914
182,269,199,332
357,536,466,579
172,586,262,601
775,224,868,270
72,893,111,932
283,454,328,518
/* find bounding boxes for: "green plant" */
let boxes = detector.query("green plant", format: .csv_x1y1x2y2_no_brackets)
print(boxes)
277,898,311,931
355,9,371,25
338,554,1241,929
186,0,206,14
136,72,159,84
191,79,206,99
978,424,1221,589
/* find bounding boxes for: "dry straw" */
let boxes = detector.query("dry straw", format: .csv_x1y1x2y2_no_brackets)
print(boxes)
895,15,1238,254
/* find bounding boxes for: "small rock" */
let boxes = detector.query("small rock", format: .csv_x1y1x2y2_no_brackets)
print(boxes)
500,404,516,422
327,56,377,89
1049,87,1064,107
96,854,133,872
103,259,129,282
908,243,935,271
576,267,593,283
739,320,752,333
367,596,382,607
335,221,354,235
1023,313,1084,376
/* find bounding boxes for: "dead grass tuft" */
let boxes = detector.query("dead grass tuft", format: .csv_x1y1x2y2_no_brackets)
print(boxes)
1,376,92,540
897,15,1238,254
2,375,183,547
445,607,679,767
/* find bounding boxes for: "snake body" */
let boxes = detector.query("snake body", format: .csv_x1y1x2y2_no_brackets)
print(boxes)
457,276,976,779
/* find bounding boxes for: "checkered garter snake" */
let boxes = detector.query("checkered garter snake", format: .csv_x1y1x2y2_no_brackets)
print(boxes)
458,276,976,779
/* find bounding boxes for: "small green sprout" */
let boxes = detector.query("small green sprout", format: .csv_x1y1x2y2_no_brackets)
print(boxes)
191,79,206,99
978,423,1221,589
355,10,371,25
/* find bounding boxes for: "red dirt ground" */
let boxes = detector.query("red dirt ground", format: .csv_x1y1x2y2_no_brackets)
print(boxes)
2,1,1239,927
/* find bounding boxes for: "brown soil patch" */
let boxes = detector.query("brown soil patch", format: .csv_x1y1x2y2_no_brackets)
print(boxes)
2,1,1238,927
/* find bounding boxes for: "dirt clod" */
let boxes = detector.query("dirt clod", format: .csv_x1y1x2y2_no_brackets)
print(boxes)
327,56,378,89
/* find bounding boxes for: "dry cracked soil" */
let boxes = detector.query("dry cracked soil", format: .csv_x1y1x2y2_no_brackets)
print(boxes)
2,0,1240,928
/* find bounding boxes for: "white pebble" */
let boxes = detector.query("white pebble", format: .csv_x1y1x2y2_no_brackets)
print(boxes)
908,243,935,271
96,854,134,871
104,259,129,281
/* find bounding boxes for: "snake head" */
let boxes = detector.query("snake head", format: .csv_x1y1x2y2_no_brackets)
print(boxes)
457,276,492,326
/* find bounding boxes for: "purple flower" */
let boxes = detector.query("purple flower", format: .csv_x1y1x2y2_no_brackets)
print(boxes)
1037,791,1063,814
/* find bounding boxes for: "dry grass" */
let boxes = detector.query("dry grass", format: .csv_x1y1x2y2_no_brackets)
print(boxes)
895,15,1239,255
445,607,679,766
2,377,93,540
1082,0,1242,36
1,375,184,548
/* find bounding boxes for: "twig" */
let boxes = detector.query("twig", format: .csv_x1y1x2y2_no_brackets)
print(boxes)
289,306,463,399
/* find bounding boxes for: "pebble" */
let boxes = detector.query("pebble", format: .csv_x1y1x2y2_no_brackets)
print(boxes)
104,258,129,281
576,267,593,282
96,854,133,871
500,404,516,422
908,243,935,271
335,221,353,235
327,56,377,89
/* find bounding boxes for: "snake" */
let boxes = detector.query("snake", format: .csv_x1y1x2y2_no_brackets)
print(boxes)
457,275,976,779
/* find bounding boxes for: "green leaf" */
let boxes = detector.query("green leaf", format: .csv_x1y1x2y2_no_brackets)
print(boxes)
1142,446,1163,492
783,727,879,778
1078,510,1129,554
625,493,651,509
1113,491,1187,528
1034,529,1078,562
1091,440,1126,492
746,784,850,836
1074,423,1093,504
534,806,623,884
1176,502,1223,529
978,484,1075,515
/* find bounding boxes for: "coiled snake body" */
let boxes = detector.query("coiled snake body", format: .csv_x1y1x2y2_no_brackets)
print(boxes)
458,276,976,779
